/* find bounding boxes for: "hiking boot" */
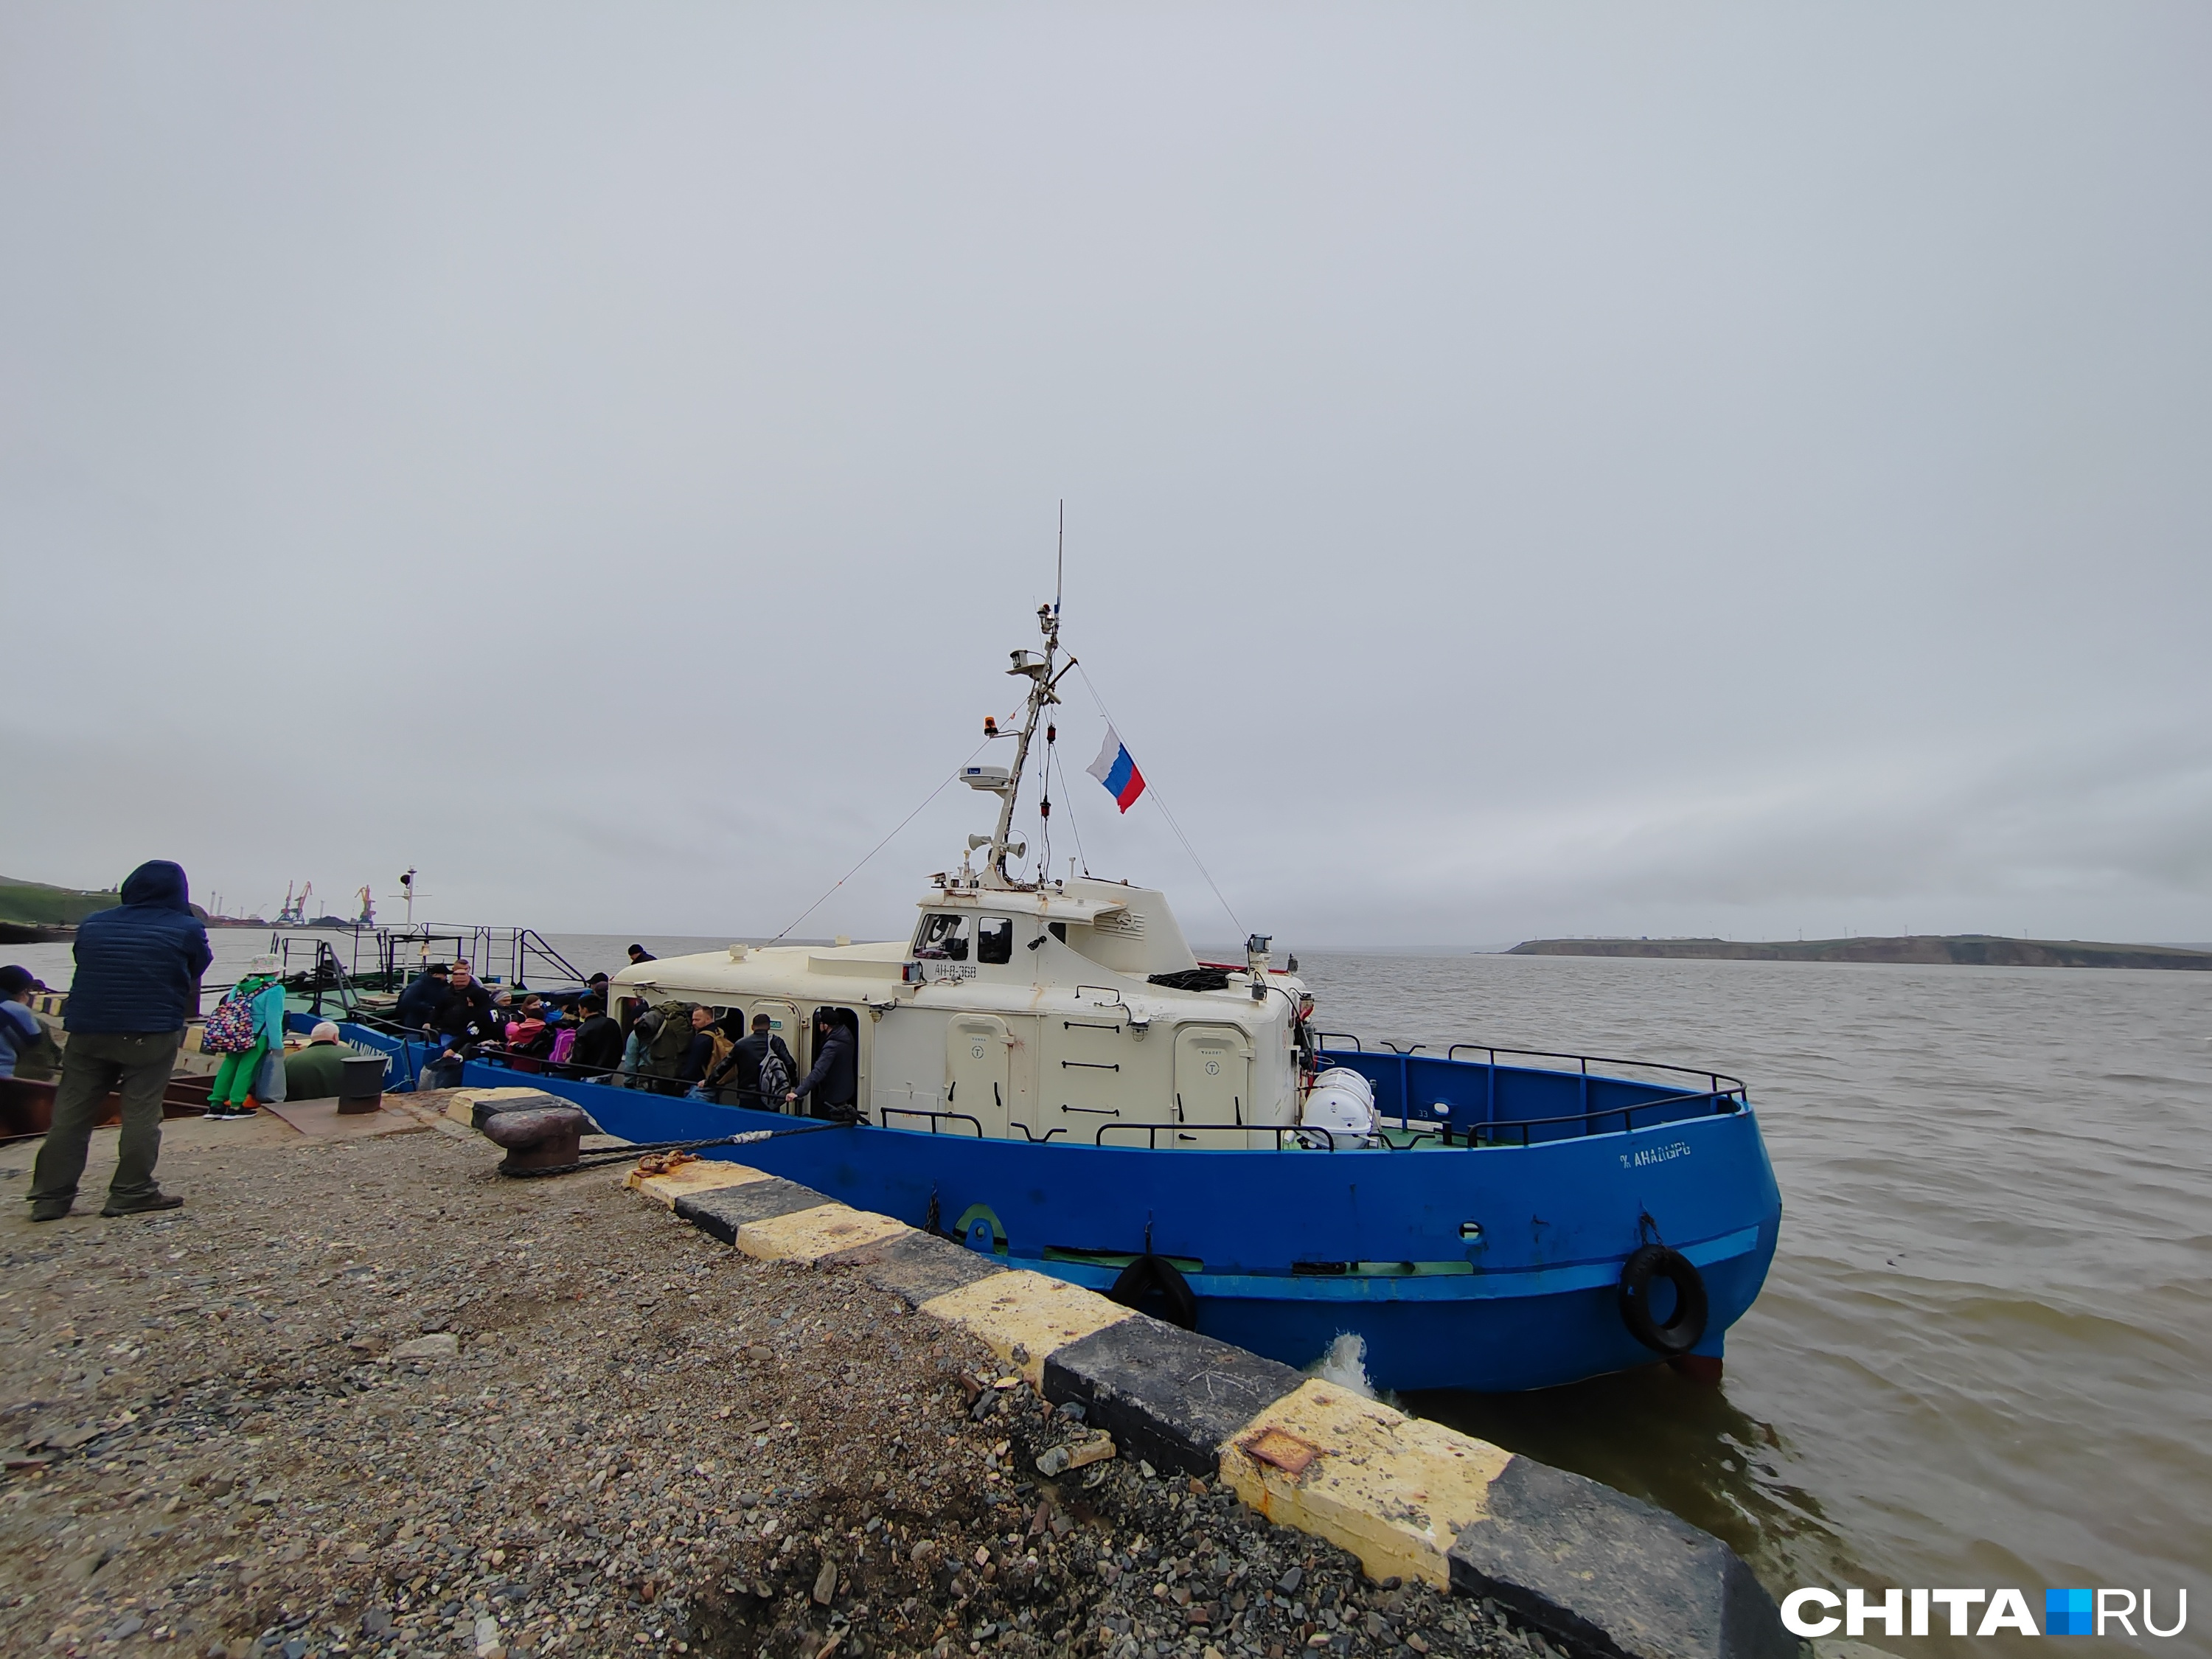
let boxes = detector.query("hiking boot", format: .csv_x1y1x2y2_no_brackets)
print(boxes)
101,1192,185,1217
29,1199,72,1222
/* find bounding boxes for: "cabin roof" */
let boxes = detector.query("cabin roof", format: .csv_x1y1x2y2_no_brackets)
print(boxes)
917,887,1130,923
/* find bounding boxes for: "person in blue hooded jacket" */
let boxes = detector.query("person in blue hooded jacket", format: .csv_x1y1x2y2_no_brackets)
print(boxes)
28,860,212,1221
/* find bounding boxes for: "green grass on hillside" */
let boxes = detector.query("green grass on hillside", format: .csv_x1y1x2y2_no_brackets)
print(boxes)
0,877,122,928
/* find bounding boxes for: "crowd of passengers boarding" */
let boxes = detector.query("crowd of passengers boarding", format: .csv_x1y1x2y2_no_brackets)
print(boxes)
394,945,862,1121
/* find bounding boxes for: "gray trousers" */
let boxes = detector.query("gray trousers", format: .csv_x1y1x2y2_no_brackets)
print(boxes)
29,1029,184,1206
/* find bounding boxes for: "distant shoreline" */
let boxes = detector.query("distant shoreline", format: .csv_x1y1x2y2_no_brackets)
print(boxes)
1508,934,2212,970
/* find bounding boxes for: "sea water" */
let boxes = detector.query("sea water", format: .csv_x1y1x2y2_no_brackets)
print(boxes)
1300,950,2211,1658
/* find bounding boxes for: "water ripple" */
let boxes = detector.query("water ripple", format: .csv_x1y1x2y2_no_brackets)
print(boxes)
1304,952,2212,1659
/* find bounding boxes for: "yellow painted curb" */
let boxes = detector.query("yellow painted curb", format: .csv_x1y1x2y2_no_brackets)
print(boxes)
444,1085,547,1128
736,1203,912,1265
1219,1379,1512,1589
919,1270,1134,1389
624,1159,773,1206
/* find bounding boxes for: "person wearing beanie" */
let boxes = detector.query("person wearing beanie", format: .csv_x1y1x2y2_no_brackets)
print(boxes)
206,954,289,1119
281,1019,355,1102
27,860,212,1221
394,961,451,1032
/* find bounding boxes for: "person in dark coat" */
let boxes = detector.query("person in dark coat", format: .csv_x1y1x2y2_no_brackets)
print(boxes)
568,995,625,1077
421,962,494,1089
785,1011,860,1123
395,963,451,1032
706,1012,799,1107
679,1005,728,1094
28,860,212,1220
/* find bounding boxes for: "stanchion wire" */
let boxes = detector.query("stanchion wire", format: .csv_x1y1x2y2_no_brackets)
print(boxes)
771,739,992,943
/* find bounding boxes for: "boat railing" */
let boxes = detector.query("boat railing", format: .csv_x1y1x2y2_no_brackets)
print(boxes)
269,922,592,994
1380,1084,1743,1150
1095,1121,1349,1151
880,1106,987,1138
1314,1031,1750,1142
1315,1031,1747,1099
465,1044,796,1103
1455,1088,1742,1147
1442,1043,1747,1101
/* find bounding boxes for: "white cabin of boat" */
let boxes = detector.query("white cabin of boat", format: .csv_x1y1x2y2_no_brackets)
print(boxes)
608,874,1309,1149
611,599,1320,1148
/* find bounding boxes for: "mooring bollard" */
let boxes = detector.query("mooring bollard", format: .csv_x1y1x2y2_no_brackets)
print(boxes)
337,1054,387,1116
483,1104,590,1174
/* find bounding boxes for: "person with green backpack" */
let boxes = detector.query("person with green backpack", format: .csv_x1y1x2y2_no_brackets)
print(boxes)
640,999,698,1096
204,955,289,1119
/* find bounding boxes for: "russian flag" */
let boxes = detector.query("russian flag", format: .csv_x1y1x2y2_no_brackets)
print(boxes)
1085,727,1147,813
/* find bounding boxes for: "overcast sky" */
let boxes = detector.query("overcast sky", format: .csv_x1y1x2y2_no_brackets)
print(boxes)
6,4,2208,949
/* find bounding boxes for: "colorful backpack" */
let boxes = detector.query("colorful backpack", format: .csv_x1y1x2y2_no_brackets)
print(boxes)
202,979,265,1054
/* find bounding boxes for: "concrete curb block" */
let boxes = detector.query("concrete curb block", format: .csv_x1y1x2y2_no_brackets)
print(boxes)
1450,1457,1797,1659
669,1176,832,1245
1045,1316,1304,1481
735,1202,911,1265
621,1158,1792,1659
626,1160,771,1207
919,1270,1136,1389
1220,1377,1512,1590
819,1228,1007,1310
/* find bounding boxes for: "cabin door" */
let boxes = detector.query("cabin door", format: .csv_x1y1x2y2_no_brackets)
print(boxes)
752,1000,802,1113
1175,1024,1253,1140
946,1015,1014,1138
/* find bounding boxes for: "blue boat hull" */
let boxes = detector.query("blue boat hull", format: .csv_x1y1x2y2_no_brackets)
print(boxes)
335,1024,1781,1394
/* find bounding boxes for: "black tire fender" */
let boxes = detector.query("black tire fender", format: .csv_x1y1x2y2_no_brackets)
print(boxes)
1107,1253,1198,1330
1618,1243,1709,1355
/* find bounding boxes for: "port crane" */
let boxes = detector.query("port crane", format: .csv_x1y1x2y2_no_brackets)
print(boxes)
276,881,314,927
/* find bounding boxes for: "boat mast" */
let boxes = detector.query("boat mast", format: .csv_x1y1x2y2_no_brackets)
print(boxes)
987,509,1065,885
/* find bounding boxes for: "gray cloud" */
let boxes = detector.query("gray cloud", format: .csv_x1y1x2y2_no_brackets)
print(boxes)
5,4,2208,948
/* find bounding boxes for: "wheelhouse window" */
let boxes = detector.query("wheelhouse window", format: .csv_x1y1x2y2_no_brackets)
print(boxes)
977,916,1013,964
914,913,971,960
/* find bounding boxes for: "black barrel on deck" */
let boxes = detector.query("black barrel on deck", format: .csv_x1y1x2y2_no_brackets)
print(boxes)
337,1053,387,1115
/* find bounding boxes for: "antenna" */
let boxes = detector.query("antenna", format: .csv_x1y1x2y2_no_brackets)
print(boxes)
1055,499,1064,617
390,867,424,926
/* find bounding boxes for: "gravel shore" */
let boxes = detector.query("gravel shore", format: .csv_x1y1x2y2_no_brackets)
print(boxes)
2,1102,1534,1659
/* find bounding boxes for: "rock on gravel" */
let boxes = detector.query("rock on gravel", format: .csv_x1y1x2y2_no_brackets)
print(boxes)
1,1104,1535,1659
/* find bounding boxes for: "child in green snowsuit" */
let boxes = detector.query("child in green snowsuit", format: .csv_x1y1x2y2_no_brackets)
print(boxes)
208,957,288,1117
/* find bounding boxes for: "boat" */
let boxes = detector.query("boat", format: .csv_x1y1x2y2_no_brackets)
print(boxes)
335,601,1783,1394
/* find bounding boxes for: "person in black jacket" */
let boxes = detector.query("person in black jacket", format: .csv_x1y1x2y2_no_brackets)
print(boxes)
421,962,495,1089
706,1012,799,1107
29,860,212,1221
785,1012,860,1123
569,995,625,1078
678,1005,726,1092
395,963,450,1032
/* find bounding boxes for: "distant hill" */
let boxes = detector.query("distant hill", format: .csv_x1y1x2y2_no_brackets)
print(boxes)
0,876,122,928
1508,935,2212,970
